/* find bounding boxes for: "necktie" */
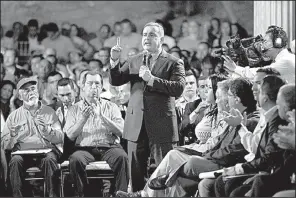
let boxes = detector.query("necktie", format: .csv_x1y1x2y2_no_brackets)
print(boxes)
146,54,153,70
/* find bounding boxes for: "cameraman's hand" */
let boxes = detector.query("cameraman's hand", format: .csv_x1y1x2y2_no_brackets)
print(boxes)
222,55,237,73
110,37,122,61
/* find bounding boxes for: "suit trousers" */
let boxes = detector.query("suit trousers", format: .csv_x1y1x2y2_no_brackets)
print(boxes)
68,144,129,196
214,175,251,197
251,174,293,197
9,152,59,197
128,120,177,192
198,179,216,197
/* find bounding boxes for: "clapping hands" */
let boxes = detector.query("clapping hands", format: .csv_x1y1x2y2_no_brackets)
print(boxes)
273,109,295,150
223,108,247,126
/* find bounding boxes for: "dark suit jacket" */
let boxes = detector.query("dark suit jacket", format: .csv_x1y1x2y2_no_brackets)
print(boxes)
242,111,288,173
178,99,203,144
203,111,260,167
109,50,186,143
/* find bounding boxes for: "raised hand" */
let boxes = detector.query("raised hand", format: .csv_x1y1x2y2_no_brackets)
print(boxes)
110,37,122,61
222,55,237,73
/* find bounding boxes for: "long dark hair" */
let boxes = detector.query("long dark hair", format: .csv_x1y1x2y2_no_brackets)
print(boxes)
205,74,228,121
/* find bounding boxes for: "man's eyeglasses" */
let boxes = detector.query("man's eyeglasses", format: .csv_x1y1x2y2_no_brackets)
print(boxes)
86,81,102,88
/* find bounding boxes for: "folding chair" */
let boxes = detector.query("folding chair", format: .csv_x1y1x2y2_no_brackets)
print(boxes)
59,160,114,197
25,167,46,197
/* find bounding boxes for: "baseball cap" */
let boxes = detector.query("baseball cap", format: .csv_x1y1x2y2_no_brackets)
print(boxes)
16,76,38,92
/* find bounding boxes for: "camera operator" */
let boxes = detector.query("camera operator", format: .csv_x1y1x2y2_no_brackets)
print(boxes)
223,26,295,84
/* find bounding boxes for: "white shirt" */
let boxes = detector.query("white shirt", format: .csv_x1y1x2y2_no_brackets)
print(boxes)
28,37,45,53
239,106,278,162
233,49,295,83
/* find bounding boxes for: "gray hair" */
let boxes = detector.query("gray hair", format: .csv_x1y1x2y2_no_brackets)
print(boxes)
143,22,164,37
279,84,295,110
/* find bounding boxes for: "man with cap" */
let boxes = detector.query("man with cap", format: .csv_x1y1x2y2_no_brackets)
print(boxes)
1,76,64,197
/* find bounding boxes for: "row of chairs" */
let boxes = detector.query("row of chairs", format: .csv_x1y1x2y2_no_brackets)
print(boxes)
25,160,114,197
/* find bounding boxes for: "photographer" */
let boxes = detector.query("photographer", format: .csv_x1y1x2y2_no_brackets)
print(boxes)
223,26,295,83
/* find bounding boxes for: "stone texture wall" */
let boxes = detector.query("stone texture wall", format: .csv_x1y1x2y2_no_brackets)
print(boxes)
1,1,253,35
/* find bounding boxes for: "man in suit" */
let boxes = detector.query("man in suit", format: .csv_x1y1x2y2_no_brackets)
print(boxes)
109,22,186,193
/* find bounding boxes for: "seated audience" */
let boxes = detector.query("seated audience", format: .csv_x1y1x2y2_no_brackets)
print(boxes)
90,24,112,51
175,20,189,43
199,56,215,80
179,75,228,145
63,71,129,197
231,23,248,39
116,74,229,197
155,19,176,49
204,18,221,46
0,110,8,194
43,48,57,59
41,22,78,62
50,78,77,128
117,19,142,62
61,21,71,37
178,20,203,53
118,77,259,197
0,80,15,120
176,69,200,125
184,78,230,152
46,54,69,77
213,21,232,48
36,59,54,98
93,47,111,75
1,76,63,197
190,42,211,71
26,19,45,53
42,71,62,106
69,24,95,60
214,75,287,197
104,21,122,48
29,54,42,76
3,49,29,84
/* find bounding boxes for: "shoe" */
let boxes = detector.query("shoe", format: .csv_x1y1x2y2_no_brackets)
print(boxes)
148,174,169,190
116,190,142,197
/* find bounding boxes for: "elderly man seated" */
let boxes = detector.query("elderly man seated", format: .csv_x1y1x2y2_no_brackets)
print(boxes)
1,76,64,197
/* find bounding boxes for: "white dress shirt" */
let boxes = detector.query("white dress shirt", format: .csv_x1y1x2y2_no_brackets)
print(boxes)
234,105,278,174
233,49,295,83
